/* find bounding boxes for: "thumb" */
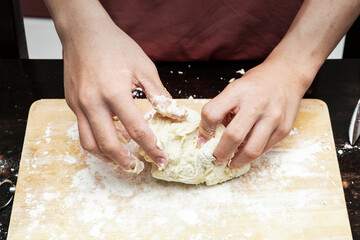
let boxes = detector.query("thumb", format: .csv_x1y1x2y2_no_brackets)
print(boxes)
198,104,220,145
198,93,235,144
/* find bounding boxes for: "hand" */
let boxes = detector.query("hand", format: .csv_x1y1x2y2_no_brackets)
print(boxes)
198,59,313,169
63,20,178,172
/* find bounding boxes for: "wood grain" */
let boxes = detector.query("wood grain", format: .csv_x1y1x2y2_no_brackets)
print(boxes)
7,99,352,240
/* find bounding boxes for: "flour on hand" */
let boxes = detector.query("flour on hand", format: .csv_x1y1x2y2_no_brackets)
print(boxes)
139,106,250,185
151,95,187,119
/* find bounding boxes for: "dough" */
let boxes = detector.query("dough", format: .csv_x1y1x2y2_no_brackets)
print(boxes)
139,106,250,186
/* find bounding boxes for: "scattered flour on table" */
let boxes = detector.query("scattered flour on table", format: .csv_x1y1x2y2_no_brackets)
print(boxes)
21,108,339,239
66,122,79,141
43,123,52,143
47,123,333,238
63,155,77,164
42,192,60,201
56,137,333,239
289,127,298,135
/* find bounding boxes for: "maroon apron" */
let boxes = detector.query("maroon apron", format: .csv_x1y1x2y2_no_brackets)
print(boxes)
100,0,303,61
22,0,303,61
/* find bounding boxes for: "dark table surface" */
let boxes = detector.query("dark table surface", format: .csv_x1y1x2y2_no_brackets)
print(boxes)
0,59,359,239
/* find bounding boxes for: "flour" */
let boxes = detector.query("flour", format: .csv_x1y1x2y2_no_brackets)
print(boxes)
60,136,331,237
336,142,359,156
66,122,79,141
236,68,246,75
343,142,358,149
42,192,60,201
44,123,52,137
177,209,200,225
28,205,45,218
289,127,298,135
43,123,52,143
191,99,209,104
63,155,77,164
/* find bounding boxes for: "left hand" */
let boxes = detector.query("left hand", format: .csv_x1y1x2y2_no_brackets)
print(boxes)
198,58,313,169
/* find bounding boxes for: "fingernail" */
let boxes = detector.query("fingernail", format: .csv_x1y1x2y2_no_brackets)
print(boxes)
129,161,137,170
123,157,145,174
155,157,167,169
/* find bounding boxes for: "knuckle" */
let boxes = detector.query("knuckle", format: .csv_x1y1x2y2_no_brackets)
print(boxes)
146,62,158,75
103,88,122,103
223,130,243,145
128,125,148,141
98,142,118,155
249,100,268,115
144,147,160,159
214,150,229,162
80,140,98,153
278,124,292,136
138,63,159,83
78,89,95,108
270,109,283,122
243,146,262,160
201,103,219,124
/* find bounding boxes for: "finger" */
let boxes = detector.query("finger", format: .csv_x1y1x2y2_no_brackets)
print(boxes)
81,103,141,171
151,95,187,119
117,128,132,143
229,119,276,169
106,92,168,168
113,120,132,143
137,69,187,120
76,110,112,163
198,92,236,142
138,69,172,100
263,108,297,153
263,123,292,153
213,108,260,164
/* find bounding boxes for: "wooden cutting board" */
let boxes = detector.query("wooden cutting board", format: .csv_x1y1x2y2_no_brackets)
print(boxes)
8,99,352,240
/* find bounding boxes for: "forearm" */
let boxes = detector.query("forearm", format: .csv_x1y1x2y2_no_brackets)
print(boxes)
268,0,360,85
43,0,115,44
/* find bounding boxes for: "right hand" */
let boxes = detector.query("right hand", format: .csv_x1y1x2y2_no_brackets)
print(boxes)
63,19,175,171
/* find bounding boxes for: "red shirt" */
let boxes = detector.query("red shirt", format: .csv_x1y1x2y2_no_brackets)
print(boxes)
100,0,303,61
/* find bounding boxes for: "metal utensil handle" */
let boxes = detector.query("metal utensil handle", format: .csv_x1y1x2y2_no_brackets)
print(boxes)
0,179,16,210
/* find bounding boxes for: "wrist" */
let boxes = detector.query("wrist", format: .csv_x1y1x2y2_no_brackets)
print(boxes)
49,0,115,46
265,49,319,94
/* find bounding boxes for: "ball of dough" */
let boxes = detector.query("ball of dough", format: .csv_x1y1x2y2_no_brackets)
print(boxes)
139,107,250,185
